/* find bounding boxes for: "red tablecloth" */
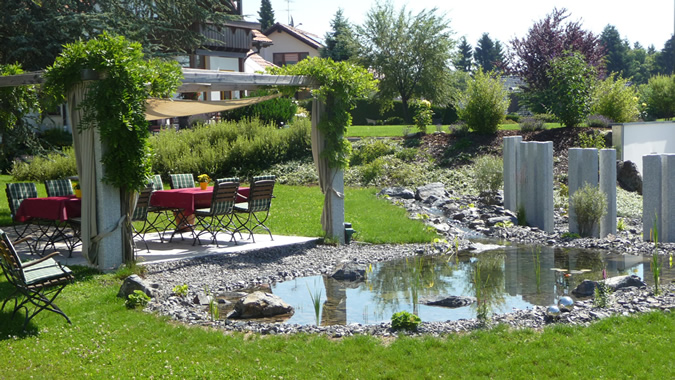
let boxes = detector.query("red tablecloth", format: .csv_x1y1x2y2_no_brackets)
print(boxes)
15,196,81,223
150,187,249,215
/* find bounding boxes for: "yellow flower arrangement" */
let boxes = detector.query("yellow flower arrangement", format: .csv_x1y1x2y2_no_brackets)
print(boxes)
197,174,211,183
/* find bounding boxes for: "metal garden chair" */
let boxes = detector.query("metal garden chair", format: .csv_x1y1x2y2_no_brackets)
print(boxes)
44,179,75,197
147,174,173,242
43,179,80,256
234,175,276,243
5,182,39,241
169,173,195,189
131,185,161,252
0,229,74,329
193,178,239,247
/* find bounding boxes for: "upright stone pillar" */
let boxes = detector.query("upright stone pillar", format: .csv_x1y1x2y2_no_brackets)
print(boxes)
95,138,123,271
663,154,675,242
568,148,599,236
599,149,617,237
517,141,554,233
503,136,522,212
643,154,662,241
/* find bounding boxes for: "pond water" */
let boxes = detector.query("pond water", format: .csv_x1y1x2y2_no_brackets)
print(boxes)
264,246,675,326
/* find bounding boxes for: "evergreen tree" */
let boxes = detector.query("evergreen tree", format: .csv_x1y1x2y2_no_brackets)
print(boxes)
474,33,503,72
320,8,358,62
656,36,675,75
601,25,630,76
258,0,276,31
453,37,473,72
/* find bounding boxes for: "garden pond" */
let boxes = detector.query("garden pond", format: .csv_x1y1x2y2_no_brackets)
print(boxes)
217,245,675,326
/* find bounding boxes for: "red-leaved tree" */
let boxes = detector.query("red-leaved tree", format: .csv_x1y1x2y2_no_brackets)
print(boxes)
508,8,605,107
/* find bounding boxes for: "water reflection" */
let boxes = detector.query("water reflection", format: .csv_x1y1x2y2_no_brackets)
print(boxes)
270,246,674,326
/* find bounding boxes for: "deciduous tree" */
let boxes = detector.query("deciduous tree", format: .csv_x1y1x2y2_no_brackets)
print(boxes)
355,1,455,121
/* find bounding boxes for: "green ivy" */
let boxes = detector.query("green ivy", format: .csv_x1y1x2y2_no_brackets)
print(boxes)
43,33,182,192
268,57,378,168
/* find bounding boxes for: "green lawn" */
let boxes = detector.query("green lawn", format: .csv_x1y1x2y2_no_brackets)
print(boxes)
0,266,673,379
346,123,564,137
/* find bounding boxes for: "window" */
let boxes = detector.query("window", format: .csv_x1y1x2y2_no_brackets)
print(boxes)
273,52,309,66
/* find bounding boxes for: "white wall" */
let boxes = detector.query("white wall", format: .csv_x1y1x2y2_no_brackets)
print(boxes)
613,122,675,174
260,31,319,62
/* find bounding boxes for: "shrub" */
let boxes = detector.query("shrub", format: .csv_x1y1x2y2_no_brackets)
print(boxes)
505,113,520,122
585,114,613,128
39,128,73,149
545,52,596,127
384,116,405,125
125,290,151,309
221,93,298,126
150,118,311,179
11,147,77,181
640,74,675,120
411,99,433,134
570,183,607,237
519,116,545,131
473,155,503,201
349,138,397,166
455,69,510,134
360,157,387,185
591,74,639,123
391,311,421,331
577,130,606,149
449,121,470,136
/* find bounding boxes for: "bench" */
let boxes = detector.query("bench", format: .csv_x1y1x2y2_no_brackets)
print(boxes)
0,229,74,329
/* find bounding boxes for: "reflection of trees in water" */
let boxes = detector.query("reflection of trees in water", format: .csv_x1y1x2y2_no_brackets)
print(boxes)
464,252,506,317
364,256,459,315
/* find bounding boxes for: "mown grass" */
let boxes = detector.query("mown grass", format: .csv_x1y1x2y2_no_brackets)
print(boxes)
346,123,564,137
0,265,673,379
0,175,436,244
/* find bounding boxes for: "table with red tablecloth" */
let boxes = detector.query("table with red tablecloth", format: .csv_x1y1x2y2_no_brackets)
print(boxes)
14,196,81,255
15,196,81,223
149,187,249,215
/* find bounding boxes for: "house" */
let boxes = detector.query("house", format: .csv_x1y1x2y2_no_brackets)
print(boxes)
259,23,324,66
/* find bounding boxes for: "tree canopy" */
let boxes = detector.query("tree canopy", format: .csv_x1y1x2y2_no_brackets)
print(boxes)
0,0,239,71
320,9,358,62
509,8,604,93
474,33,504,73
355,1,455,121
258,0,276,31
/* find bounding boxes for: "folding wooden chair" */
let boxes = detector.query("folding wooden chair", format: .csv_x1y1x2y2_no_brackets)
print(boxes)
193,178,239,247
0,229,74,329
234,175,276,243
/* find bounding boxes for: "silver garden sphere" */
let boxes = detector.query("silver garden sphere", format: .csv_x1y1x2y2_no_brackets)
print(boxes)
547,305,561,317
558,296,574,311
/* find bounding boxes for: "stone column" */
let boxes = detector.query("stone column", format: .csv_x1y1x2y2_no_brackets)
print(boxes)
503,136,522,212
599,149,617,237
662,154,675,242
517,141,553,233
568,148,599,236
642,154,662,241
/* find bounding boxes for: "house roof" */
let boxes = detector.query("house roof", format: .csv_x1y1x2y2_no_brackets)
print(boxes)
252,30,273,45
263,23,324,50
246,50,277,69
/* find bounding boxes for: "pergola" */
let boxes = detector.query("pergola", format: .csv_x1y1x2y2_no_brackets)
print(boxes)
0,69,345,270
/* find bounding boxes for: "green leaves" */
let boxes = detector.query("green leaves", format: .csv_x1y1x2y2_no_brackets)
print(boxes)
44,33,182,192
455,69,509,134
545,52,596,127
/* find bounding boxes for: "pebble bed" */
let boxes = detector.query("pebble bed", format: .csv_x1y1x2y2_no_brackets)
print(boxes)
143,189,675,337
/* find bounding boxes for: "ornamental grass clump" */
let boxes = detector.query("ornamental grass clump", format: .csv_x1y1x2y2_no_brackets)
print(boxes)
473,155,503,203
570,183,607,237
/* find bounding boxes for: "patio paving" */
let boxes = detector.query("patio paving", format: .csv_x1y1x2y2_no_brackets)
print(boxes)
12,231,318,268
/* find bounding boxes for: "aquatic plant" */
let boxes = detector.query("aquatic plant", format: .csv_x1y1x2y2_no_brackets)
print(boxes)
307,280,323,325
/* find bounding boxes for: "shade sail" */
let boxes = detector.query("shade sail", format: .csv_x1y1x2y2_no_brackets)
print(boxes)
144,93,281,121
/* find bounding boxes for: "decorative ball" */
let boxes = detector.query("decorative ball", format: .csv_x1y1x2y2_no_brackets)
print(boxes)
547,305,561,317
558,296,574,311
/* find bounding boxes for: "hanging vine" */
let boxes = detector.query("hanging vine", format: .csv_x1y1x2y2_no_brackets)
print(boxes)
268,57,378,168
43,32,182,192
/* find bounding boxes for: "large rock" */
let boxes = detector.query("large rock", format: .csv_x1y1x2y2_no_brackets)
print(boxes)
415,183,448,203
616,160,642,194
603,275,647,291
229,291,293,319
331,261,367,281
572,280,597,297
420,296,476,308
379,187,415,199
117,274,156,299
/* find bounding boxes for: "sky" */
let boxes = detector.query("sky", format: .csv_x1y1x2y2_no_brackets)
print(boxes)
244,0,675,50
